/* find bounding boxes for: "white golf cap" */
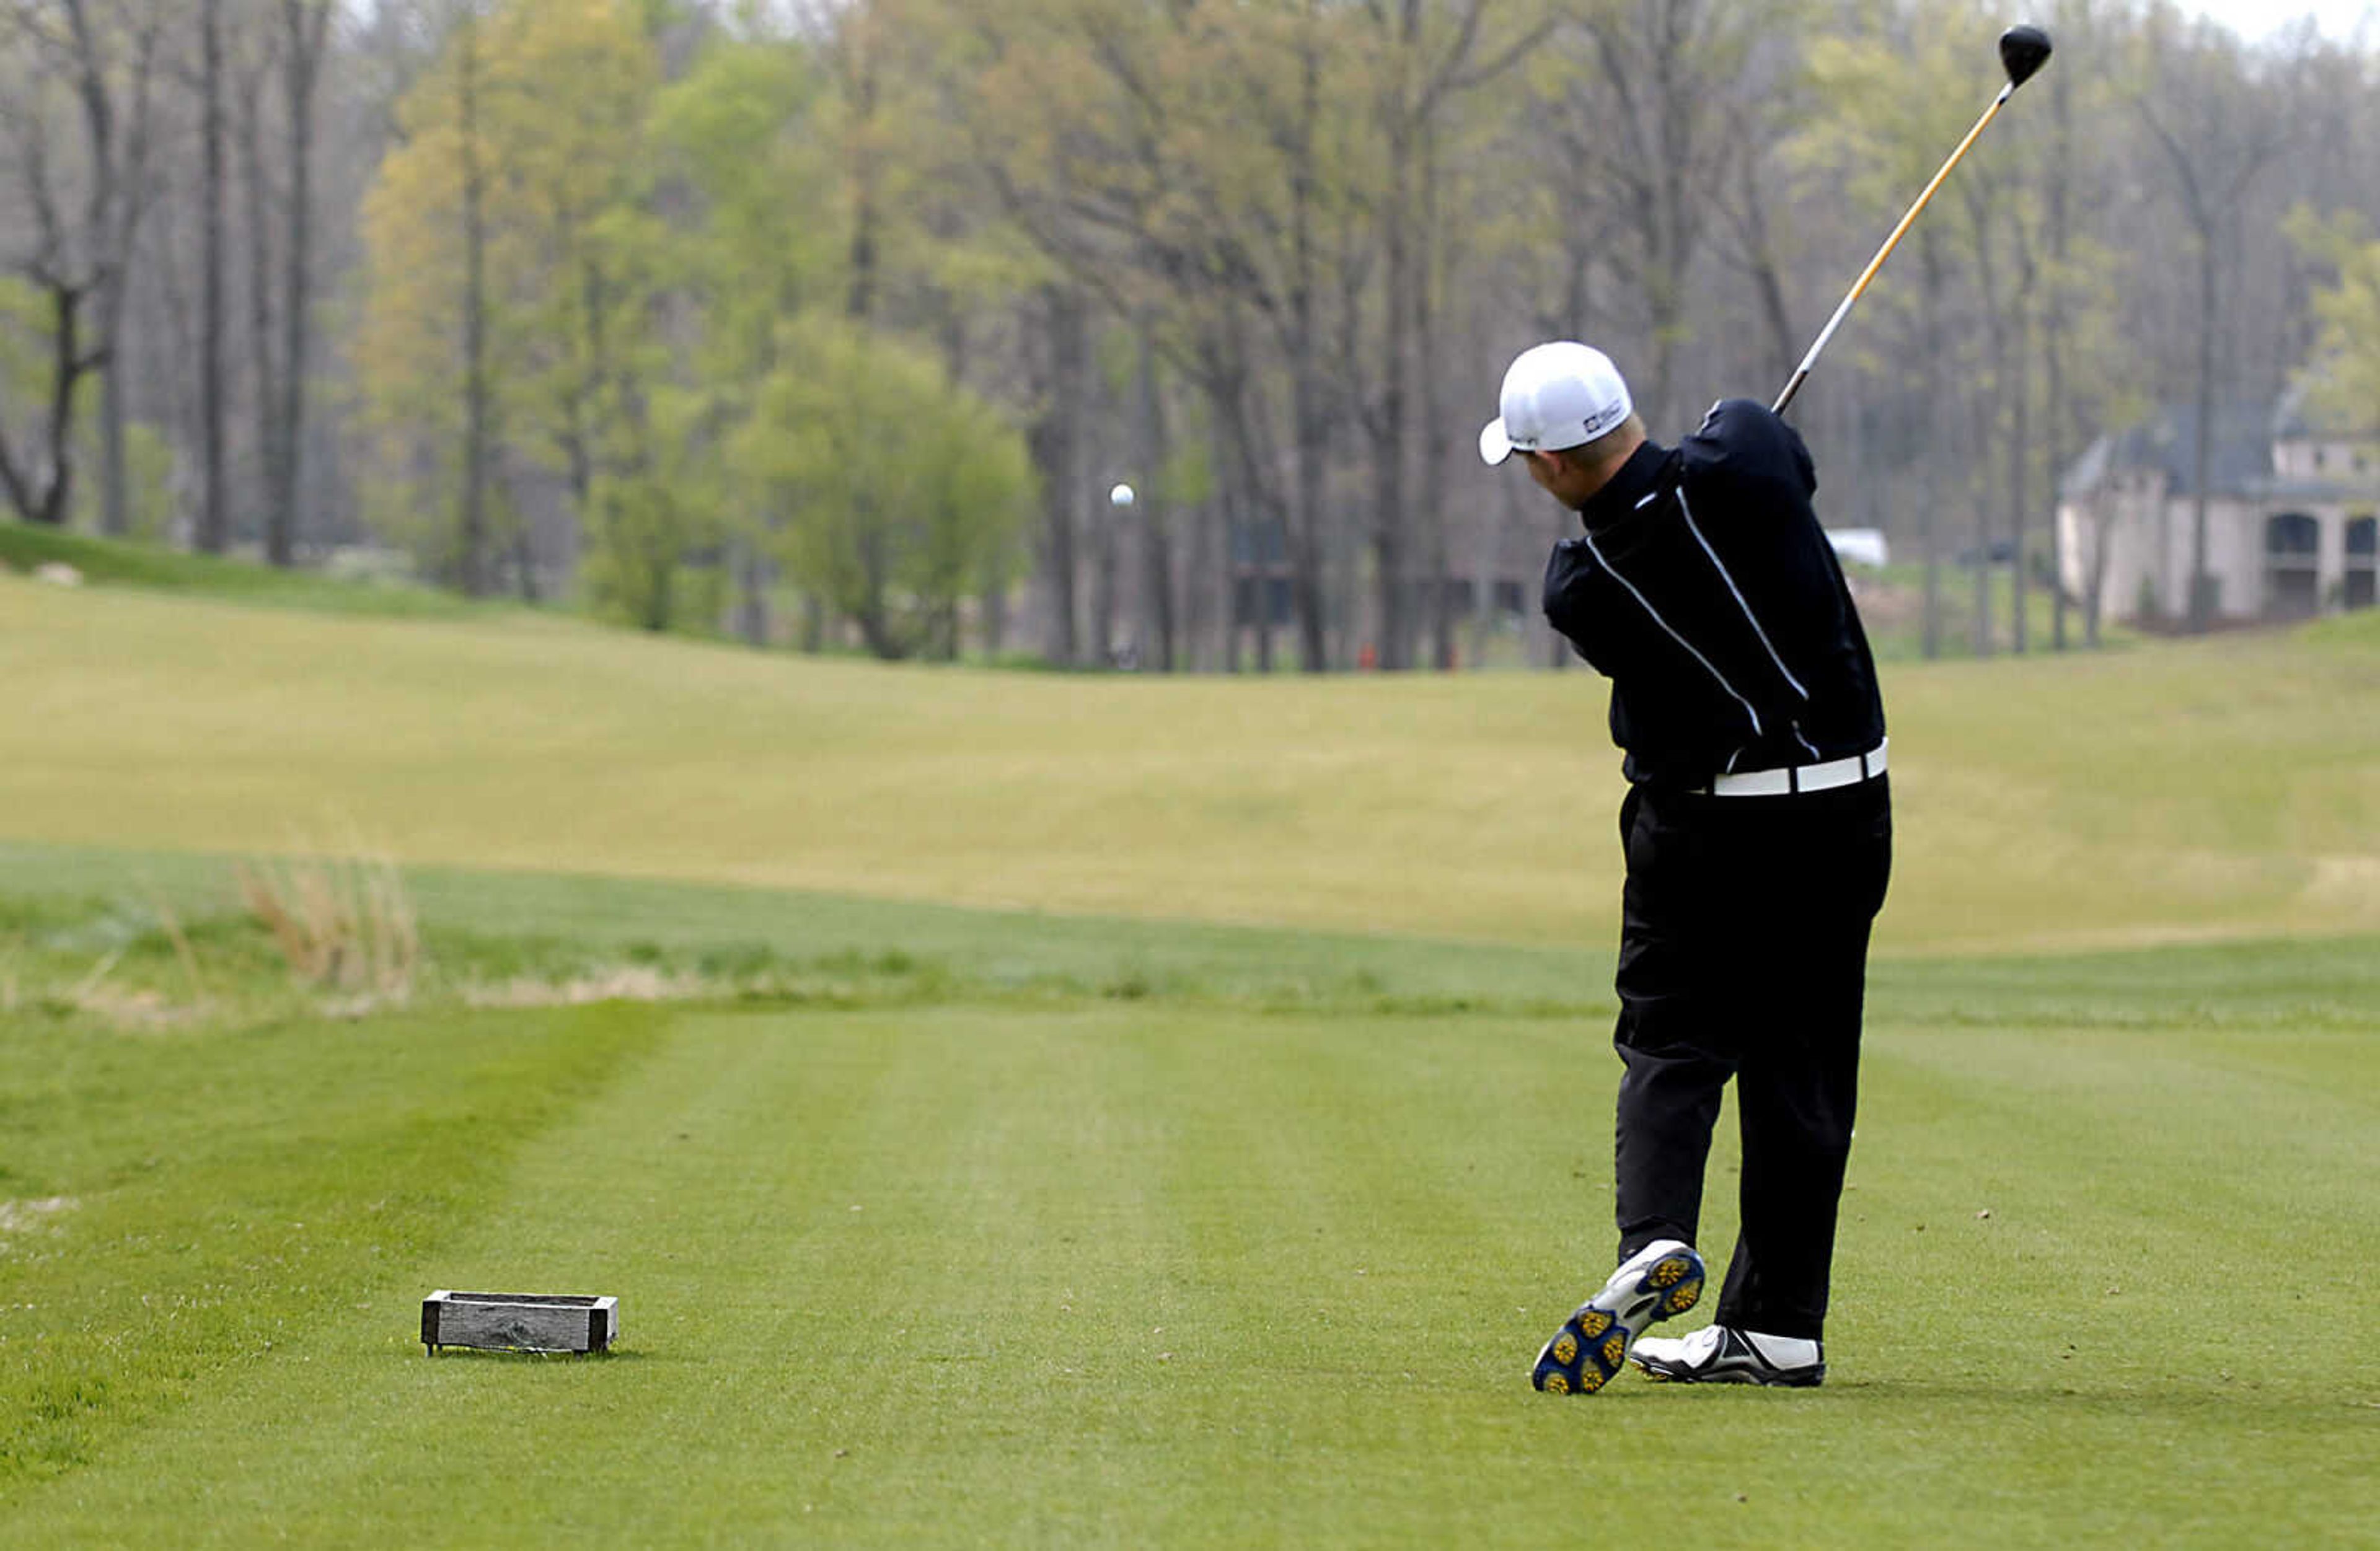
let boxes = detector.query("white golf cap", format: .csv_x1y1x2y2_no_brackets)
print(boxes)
1478,341,1634,465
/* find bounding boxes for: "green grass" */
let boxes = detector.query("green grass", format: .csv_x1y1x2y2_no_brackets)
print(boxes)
0,913,2372,1545
0,524,490,620
4,573,2377,952
0,998,669,1476
3,558,2377,1541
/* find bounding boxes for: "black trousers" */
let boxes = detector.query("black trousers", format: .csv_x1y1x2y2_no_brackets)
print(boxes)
1610,775,1892,1342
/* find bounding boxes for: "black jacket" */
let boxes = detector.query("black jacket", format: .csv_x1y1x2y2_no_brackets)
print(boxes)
1541,398,1885,786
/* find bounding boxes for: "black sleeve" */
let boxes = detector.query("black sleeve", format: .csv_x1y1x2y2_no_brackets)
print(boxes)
1543,537,1621,671
1590,482,1815,745
1686,398,1815,501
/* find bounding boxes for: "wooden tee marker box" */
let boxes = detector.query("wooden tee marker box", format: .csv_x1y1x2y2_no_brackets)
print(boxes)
421,1291,619,1355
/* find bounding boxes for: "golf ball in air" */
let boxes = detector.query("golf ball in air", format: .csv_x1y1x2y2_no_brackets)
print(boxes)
1110,483,1136,508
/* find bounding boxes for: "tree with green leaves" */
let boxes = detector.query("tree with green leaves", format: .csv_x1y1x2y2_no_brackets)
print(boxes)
2287,207,2380,420
356,0,666,599
648,32,831,640
731,319,1034,661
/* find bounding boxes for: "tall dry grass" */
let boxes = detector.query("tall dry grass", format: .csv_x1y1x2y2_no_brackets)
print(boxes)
235,854,421,1000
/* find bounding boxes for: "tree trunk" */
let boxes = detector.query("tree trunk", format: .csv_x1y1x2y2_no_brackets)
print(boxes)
457,17,493,595
50,0,161,538
844,6,879,322
272,0,331,567
513,519,539,604
2008,275,2032,654
238,55,283,565
1289,372,1328,672
2084,485,2112,649
2187,237,2216,631
94,322,130,535
1920,235,1945,660
1135,327,1176,672
979,576,1008,658
1214,385,1274,674
1027,284,1085,666
1370,108,1414,672
1285,40,1329,675
736,542,770,646
1091,437,1117,666
1968,191,2003,659
2047,34,2073,651
1416,116,1453,671
44,292,89,526
196,0,230,553
0,284,96,527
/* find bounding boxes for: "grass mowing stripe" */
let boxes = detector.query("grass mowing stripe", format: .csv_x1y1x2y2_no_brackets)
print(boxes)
7,998,2374,1546
0,1002,668,1494
0,838,1621,1016
12,835,2371,1034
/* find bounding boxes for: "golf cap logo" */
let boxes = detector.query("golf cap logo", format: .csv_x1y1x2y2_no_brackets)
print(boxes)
1479,342,1633,465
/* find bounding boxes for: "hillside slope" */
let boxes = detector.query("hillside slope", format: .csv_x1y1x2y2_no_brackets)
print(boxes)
3,575,2374,951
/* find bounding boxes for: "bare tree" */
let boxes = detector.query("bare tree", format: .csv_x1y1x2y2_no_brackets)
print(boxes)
0,0,165,530
196,0,229,551
1549,0,1773,430
267,1,335,564
2133,17,2290,631
453,4,493,594
1349,0,1540,670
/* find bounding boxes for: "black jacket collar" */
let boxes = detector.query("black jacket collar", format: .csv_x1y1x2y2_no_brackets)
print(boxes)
1576,440,1672,535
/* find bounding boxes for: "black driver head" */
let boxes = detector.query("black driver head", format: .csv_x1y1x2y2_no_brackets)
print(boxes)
1999,24,2053,89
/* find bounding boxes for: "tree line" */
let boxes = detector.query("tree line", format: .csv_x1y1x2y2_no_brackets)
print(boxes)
6,0,2380,668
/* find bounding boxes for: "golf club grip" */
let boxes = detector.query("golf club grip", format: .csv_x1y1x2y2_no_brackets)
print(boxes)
1771,84,2012,417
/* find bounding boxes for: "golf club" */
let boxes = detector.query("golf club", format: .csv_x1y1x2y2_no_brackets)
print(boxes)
1771,24,2054,416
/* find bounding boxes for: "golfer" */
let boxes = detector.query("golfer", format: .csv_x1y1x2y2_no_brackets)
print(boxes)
1481,342,1891,1392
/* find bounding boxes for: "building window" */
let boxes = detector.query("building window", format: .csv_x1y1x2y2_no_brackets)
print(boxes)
2348,515,2377,611
2264,512,2321,620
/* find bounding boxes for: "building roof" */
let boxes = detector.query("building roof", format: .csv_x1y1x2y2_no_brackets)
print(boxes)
2062,395,2377,505
2061,399,2268,500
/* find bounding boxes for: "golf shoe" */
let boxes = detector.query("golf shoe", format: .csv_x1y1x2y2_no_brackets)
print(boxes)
1530,1238,1706,1395
1629,1324,1825,1387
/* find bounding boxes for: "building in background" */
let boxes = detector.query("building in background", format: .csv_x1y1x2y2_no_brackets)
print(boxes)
2058,385,2380,626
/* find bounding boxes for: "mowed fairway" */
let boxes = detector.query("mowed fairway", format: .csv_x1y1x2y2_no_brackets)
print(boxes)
4,576,2378,950
2,938,2375,1546
3,574,2378,1544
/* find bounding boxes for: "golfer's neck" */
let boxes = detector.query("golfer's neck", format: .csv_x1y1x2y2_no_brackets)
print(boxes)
1571,431,1647,507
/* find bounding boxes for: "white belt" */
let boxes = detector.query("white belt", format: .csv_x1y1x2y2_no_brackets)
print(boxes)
1698,738,1887,797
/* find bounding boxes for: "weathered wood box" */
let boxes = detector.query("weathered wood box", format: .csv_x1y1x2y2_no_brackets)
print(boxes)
421,1291,619,1355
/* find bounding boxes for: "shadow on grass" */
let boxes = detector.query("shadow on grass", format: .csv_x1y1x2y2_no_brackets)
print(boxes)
418,1347,656,1364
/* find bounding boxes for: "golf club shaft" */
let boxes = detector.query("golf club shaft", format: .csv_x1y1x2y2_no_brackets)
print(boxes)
1772,82,2014,417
